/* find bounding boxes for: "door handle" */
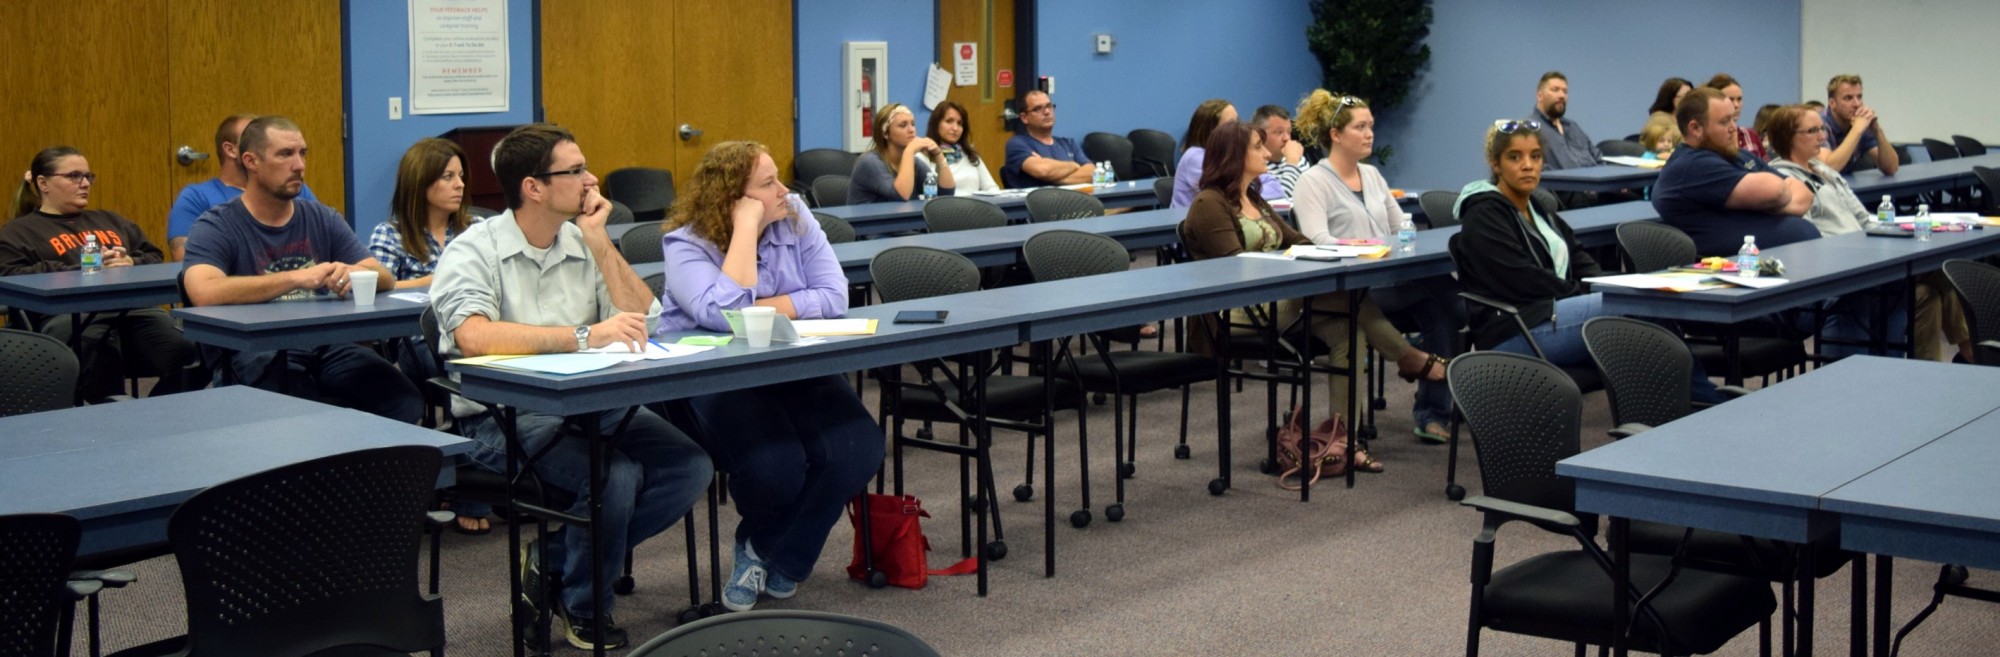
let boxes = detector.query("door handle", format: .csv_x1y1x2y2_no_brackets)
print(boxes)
678,124,703,141
175,146,211,166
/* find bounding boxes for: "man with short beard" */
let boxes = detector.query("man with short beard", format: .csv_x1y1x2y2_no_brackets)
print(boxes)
1528,71,1602,171
1651,87,1819,257
183,115,421,423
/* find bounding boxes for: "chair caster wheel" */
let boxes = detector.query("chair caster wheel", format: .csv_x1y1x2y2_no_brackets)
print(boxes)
1208,479,1228,496
984,540,1008,560
1358,425,1377,441
1174,444,1191,459
613,575,635,595
968,495,987,513
1446,484,1466,501
1012,484,1033,502
1105,504,1125,522
1259,458,1277,475
1119,462,1136,478
677,607,704,624
1370,398,1387,411
1091,392,1108,406
916,428,933,440
1069,509,1092,528
700,602,728,617
867,570,889,589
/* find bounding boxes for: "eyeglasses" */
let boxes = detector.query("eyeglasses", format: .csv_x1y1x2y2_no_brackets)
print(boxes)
1026,103,1056,114
1493,119,1541,134
530,164,589,180
45,171,97,184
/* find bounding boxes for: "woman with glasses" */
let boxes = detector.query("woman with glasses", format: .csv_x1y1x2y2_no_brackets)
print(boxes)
926,100,1001,195
2,146,203,399
848,102,955,204
1289,90,1461,442
1170,99,1282,207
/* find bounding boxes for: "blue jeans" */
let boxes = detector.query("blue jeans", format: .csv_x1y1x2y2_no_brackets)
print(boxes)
1810,288,1910,360
1372,276,1465,426
688,375,884,583
1489,294,1723,403
462,407,712,620
220,343,424,424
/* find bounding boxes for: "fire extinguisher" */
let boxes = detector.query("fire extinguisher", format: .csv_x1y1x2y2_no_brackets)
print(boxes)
859,74,875,138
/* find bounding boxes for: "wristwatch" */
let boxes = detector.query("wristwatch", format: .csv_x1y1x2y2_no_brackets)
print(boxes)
574,325,591,351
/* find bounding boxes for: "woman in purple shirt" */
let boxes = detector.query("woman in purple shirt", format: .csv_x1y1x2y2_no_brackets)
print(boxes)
657,141,883,613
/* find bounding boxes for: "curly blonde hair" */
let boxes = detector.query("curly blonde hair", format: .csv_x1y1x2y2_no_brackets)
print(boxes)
1293,89,1370,151
665,141,782,252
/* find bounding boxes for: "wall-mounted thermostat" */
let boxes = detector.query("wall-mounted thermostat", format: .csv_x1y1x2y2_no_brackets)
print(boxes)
1094,34,1114,54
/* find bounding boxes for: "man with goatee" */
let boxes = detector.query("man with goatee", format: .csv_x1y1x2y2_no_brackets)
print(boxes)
1651,87,1818,257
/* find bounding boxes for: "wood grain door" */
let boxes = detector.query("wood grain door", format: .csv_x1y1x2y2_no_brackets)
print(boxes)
939,0,1015,187
541,0,679,181
672,0,795,182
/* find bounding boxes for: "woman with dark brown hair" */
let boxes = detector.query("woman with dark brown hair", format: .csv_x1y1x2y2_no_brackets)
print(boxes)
1705,73,1767,160
1171,99,1282,207
1648,77,1693,117
927,100,1000,195
368,138,473,289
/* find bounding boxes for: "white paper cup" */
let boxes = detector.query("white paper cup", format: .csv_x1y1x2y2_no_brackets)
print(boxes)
742,306,776,347
349,270,379,306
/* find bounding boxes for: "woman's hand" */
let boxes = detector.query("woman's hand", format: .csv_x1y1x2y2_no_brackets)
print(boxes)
731,196,766,234
909,137,941,159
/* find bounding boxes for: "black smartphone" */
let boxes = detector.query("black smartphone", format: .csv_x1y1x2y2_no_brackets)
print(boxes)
893,310,949,324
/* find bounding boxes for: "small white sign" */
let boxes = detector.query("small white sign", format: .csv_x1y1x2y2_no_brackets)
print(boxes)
923,64,951,111
409,0,509,115
953,42,978,86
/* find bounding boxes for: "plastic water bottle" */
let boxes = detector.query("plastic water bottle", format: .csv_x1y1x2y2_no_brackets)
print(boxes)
1102,161,1117,184
1091,162,1105,186
1735,235,1760,278
1915,203,1931,241
1875,195,1894,228
80,233,102,274
922,168,938,200
1396,216,1417,255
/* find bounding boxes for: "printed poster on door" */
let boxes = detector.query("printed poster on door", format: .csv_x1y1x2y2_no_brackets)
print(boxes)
409,0,509,115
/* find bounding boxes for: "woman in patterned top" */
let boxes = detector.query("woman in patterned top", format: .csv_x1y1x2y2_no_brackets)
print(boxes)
368,138,473,288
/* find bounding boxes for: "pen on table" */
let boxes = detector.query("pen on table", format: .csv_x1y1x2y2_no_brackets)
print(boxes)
646,339,666,352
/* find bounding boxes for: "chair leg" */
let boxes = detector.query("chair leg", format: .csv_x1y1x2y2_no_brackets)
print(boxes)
1175,384,1193,459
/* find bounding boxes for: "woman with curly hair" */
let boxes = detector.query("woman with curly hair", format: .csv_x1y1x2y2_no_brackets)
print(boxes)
657,140,883,612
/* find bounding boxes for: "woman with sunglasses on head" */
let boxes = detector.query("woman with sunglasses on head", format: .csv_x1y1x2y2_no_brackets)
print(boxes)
1290,90,1462,442
927,100,1001,195
1453,122,1723,400
849,102,956,204
1170,99,1283,207
2,147,203,399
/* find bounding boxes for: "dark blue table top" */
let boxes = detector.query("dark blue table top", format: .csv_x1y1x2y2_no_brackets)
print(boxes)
817,179,1163,237
1539,164,1660,193
833,208,1185,283
174,290,429,352
1823,406,2000,537
0,262,183,315
1847,153,2000,198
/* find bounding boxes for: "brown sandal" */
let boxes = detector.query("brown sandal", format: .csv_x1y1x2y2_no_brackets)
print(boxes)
1350,448,1386,473
1398,352,1448,383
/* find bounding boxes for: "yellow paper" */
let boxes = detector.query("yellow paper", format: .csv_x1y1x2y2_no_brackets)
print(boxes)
449,354,529,366
793,318,878,336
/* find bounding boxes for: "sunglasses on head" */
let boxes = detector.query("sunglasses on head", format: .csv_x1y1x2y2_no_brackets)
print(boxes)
1493,119,1542,134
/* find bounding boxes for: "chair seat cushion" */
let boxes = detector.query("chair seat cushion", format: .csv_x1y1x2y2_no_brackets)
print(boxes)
1484,550,1776,655
1690,337,1807,379
1627,520,1853,581
1066,351,1216,394
896,374,1081,424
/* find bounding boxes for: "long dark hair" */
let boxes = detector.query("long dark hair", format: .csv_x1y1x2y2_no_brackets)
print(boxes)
1648,77,1692,115
926,100,981,165
1181,99,1233,153
1197,122,1258,202
388,138,472,264
15,146,82,219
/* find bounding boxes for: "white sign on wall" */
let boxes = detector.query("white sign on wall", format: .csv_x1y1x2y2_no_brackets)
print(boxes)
409,0,509,115
953,42,978,86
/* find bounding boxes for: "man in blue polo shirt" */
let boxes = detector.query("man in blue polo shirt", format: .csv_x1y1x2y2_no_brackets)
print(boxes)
168,114,319,261
1001,89,1097,188
1821,74,1901,175
1652,87,1819,257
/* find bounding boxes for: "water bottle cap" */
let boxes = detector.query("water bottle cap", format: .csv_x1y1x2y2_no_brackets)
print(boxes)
1743,235,1754,242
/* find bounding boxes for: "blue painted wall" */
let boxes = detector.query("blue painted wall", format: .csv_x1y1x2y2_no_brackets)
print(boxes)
794,0,938,152
344,0,537,235
1033,0,1322,147
1379,0,1802,190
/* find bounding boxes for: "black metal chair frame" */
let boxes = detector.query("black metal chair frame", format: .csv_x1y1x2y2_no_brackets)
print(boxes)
626,609,940,657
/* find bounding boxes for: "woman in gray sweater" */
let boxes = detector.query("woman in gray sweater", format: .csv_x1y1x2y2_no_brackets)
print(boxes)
848,103,955,204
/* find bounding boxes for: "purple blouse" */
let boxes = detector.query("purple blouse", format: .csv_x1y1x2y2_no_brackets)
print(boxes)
657,195,849,332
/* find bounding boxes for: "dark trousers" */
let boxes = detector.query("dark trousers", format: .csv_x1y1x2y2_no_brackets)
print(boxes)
689,375,885,582
41,307,203,399
1371,275,1466,425
218,343,425,423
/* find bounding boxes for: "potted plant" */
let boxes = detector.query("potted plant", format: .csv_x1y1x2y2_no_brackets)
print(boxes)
1306,0,1433,164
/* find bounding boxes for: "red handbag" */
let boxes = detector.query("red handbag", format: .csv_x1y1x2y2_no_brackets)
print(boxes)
846,493,976,589
1275,405,1349,491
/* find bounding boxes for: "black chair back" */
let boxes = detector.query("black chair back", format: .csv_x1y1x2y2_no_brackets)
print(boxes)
1023,230,1127,282
1952,135,1988,157
1598,139,1646,157
0,328,77,417
1447,351,1583,514
468,205,502,219
606,199,636,225
1943,259,2000,363
1616,221,1698,272
1582,317,1695,431
922,196,1008,233
168,445,446,656
1024,187,1104,222
811,175,851,208
618,221,668,265
1973,166,2000,215
642,272,667,301
418,306,447,373
1418,190,1459,228
1152,177,1173,209
1127,128,1177,178
0,513,82,657
1081,132,1136,181
1922,138,1960,162
605,167,675,223
793,149,859,190
813,211,857,244
628,610,940,657
870,247,980,302
1530,187,1563,213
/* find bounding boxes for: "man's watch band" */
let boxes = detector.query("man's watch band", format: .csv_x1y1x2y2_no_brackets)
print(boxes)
574,325,591,351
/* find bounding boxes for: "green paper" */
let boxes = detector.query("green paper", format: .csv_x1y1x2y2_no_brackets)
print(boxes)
678,335,733,346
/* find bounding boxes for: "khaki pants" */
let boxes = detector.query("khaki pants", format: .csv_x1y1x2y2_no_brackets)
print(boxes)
1915,272,1971,361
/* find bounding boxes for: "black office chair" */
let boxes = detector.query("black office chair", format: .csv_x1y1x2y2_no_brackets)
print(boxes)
1081,132,1136,181
1024,188,1103,222
1615,221,1807,382
469,205,502,219
792,148,859,199
1418,190,1459,228
1152,177,1173,209
923,196,1008,233
108,446,448,657
1952,135,1987,157
1943,259,2000,365
0,513,103,657
627,610,940,657
605,199,635,226
811,175,851,208
1598,139,1646,158
1974,166,2000,216
618,221,668,265
1023,230,1214,522
1448,351,1778,657
813,211,857,244
1922,138,1960,162
1127,128,1177,178
605,167,675,224
0,328,77,417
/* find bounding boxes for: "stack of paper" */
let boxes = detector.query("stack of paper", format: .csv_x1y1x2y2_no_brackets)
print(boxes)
1286,244,1390,259
793,318,878,336
454,341,714,375
1583,273,1728,292
1602,156,1666,169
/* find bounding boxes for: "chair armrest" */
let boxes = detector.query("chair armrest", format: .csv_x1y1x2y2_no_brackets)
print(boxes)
426,510,456,528
1607,423,1653,439
69,569,136,589
1458,291,1521,316
64,579,104,601
1461,495,1581,529
426,375,462,396
1976,340,2000,365
1715,385,1752,399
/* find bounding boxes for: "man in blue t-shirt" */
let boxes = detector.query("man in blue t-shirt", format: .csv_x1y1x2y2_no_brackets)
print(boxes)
1000,89,1098,189
1652,88,1819,257
183,116,420,423
167,114,318,261
1820,74,1900,175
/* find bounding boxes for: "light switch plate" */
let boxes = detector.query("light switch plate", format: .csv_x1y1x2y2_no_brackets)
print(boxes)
1094,34,1114,54
389,97,403,121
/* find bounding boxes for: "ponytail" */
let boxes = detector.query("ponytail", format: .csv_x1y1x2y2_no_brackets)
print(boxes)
16,146,82,218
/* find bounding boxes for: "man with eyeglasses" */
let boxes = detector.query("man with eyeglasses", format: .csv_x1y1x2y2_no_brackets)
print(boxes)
1001,89,1098,188
1651,88,1818,257
1820,74,1899,175
428,123,709,651
167,114,320,261
182,115,420,423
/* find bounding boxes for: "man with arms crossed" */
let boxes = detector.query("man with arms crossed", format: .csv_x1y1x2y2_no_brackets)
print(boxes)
1001,89,1098,188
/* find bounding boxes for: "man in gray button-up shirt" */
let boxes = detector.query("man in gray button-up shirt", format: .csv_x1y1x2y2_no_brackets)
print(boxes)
1530,71,1603,171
